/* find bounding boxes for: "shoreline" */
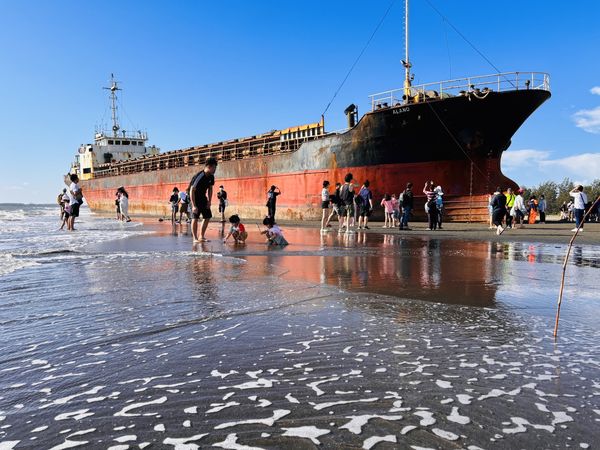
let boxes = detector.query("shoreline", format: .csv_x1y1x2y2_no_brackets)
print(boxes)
94,210,600,246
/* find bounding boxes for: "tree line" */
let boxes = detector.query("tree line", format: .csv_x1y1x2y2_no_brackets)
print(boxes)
520,178,600,214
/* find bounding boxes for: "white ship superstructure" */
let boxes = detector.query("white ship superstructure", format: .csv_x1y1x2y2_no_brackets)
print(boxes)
70,74,159,180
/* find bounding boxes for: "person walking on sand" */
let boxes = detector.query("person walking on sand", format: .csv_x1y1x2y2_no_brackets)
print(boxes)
423,181,438,230
118,187,131,222
169,187,179,223
266,185,281,220
570,185,588,232
320,180,331,231
357,180,373,230
217,185,228,222
399,182,414,230
325,182,342,228
190,157,217,242
490,187,507,235
115,190,122,221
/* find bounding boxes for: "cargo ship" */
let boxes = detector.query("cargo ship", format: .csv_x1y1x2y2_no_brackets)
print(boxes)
68,9,550,222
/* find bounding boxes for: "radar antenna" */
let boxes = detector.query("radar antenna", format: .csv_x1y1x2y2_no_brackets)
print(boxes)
103,74,122,137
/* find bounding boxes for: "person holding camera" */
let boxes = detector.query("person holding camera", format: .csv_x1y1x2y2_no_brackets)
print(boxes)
266,185,281,220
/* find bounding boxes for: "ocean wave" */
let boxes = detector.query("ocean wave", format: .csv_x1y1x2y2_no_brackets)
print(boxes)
0,253,40,277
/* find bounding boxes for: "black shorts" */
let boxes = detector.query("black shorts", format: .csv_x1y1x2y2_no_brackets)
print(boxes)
180,203,188,213
358,205,371,217
321,201,330,209
218,202,226,213
71,202,80,218
192,203,212,220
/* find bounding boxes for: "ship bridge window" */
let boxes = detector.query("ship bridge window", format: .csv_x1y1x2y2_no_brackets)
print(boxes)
116,140,121,145
108,140,114,145
83,168,91,174
132,141,137,146
123,140,130,145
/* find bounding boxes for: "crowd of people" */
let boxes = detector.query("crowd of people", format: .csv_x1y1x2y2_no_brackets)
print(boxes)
60,163,597,241
488,185,592,234
319,174,445,233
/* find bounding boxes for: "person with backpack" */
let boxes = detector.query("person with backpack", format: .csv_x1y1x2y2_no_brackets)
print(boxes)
339,173,355,232
399,182,414,230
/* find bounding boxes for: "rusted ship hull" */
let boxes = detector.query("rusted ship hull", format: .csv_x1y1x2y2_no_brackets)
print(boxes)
80,87,551,222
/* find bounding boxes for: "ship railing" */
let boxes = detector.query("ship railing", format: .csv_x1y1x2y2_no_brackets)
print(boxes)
369,71,550,111
91,132,332,178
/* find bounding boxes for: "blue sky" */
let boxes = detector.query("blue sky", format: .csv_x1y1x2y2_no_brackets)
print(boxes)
1,0,598,203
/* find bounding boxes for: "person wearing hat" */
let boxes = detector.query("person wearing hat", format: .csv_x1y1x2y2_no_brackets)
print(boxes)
216,185,228,222
434,185,444,229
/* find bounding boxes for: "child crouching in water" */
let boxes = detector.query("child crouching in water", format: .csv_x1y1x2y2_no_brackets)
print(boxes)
223,214,248,244
261,217,288,246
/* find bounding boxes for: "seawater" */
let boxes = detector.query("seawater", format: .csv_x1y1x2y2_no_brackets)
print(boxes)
0,207,599,449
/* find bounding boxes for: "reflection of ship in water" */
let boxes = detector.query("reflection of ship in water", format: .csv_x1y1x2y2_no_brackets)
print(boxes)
246,230,499,307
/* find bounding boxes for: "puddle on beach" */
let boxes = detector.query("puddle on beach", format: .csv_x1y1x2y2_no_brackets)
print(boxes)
1,223,598,449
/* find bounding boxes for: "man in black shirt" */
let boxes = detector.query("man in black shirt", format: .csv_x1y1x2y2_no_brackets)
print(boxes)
217,185,228,222
190,157,218,242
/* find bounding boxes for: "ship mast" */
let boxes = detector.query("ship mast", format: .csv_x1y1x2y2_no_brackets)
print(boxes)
103,74,121,137
402,0,412,100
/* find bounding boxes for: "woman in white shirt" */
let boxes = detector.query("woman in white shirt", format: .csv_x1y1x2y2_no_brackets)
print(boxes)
320,181,331,231
118,187,131,222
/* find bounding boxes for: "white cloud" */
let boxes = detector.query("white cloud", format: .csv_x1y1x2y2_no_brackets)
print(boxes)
591,86,600,95
501,149,549,169
503,149,600,185
573,106,600,133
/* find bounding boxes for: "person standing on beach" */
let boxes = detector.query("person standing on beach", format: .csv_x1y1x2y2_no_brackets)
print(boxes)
339,173,355,232
68,174,82,231
190,157,217,242
217,185,228,222
490,187,507,235
505,187,516,228
423,181,438,230
118,187,131,222
57,188,67,219
169,187,179,223
266,185,281,220
357,180,373,230
320,180,331,231
513,188,526,228
115,190,122,221
399,182,414,230
178,189,191,223
434,185,444,229
570,185,588,232
538,194,547,224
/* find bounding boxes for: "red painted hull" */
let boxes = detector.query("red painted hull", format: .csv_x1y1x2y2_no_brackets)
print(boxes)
82,157,512,221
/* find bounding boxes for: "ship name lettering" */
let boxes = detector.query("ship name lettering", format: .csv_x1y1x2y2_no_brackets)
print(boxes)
393,107,410,114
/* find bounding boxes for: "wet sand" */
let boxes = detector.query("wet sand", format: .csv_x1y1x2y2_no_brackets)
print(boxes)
0,218,598,449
